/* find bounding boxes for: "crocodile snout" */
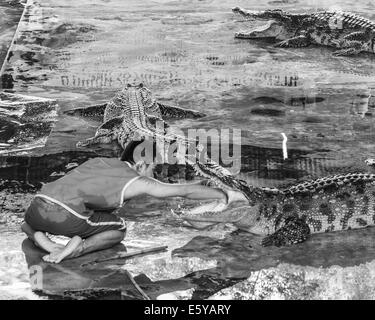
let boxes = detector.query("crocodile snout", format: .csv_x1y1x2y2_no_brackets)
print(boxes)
232,7,260,18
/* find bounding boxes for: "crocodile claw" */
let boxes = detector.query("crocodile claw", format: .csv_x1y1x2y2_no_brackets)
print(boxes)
365,158,375,166
261,217,310,247
332,48,361,57
275,40,289,48
234,31,248,39
331,50,345,57
76,140,89,148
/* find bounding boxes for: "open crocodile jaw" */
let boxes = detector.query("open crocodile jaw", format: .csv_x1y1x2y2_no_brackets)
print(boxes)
235,21,288,39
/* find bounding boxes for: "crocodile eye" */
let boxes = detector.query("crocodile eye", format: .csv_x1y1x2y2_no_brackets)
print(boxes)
139,83,144,88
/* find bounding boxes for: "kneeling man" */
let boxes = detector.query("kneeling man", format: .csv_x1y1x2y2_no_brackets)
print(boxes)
22,157,246,263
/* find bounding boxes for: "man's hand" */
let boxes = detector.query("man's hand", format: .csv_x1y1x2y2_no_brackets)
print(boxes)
132,160,155,177
181,189,247,216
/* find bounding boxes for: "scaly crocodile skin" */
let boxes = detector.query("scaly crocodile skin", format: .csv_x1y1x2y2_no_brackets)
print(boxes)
76,84,200,148
310,12,375,30
180,173,375,246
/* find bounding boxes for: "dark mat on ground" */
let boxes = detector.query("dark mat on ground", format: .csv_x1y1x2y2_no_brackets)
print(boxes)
173,227,375,280
0,93,58,155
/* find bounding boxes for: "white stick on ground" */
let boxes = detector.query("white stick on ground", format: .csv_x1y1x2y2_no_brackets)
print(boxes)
281,132,288,160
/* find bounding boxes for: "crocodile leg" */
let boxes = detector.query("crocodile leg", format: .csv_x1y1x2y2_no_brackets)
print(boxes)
64,103,107,119
76,132,115,147
343,31,371,42
275,35,311,48
261,216,310,247
332,46,362,56
157,102,206,119
332,36,364,56
76,116,125,147
235,30,258,39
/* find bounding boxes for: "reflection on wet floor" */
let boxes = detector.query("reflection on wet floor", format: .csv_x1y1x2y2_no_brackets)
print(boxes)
0,0,25,75
22,239,151,300
174,227,375,280
20,225,233,300
0,151,98,185
20,221,375,299
0,93,58,154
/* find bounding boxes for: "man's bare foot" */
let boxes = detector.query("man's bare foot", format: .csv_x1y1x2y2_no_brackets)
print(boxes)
43,251,66,264
34,231,65,253
21,223,64,253
43,236,83,264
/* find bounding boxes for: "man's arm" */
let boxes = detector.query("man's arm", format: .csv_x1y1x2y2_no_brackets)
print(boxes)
123,176,228,202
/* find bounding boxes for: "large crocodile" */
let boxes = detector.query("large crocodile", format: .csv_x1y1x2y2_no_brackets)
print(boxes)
232,7,375,56
68,84,265,202
68,83,205,150
178,172,375,246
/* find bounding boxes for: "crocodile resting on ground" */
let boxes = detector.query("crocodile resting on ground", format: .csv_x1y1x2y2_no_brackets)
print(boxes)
179,172,375,247
67,83,207,154
68,84,265,202
232,7,375,56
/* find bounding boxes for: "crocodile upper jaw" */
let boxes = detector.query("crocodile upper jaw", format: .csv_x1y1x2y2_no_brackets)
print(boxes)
232,7,271,20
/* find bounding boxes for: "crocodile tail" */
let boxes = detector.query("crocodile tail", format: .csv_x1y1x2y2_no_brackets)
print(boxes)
283,172,375,195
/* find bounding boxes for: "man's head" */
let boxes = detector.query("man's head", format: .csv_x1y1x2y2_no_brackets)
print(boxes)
121,139,157,178
131,160,155,178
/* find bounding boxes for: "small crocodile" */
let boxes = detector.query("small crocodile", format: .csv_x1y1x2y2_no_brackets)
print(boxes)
179,172,375,246
232,7,375,56
69,84,264,201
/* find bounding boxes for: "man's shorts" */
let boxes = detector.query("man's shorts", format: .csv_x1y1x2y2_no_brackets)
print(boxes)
24,197,127,239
